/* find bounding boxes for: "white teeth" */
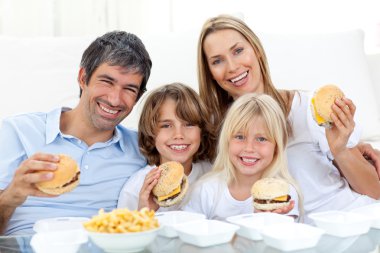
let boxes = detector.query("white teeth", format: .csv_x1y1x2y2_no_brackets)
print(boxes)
230,71,248,83
100,105,118,114
242,157,257,163
170,145,188,150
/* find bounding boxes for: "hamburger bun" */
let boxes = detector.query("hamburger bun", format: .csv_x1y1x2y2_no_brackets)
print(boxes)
152,161,188,207
311,84,344,128
36,154,80,195
251,177,291,211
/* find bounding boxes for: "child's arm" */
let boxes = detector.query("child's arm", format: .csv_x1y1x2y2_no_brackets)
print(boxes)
138,167,161,211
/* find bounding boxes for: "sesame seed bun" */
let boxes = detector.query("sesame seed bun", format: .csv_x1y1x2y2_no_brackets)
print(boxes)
152,161,188,207
251,177,290,211
36,154,80,195
311,84,344,128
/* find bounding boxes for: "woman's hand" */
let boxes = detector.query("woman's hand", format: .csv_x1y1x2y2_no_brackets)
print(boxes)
138,167,161,211
326,97,356,157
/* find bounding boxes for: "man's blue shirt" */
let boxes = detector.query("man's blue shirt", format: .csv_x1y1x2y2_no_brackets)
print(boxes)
0,108,146,235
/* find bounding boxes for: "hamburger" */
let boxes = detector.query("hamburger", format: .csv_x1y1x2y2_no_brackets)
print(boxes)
152,161,188,207
311,84,345,128
36,154,80,195
251,177,291,211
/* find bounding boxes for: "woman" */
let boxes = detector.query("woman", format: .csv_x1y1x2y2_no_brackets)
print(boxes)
197,14,380,222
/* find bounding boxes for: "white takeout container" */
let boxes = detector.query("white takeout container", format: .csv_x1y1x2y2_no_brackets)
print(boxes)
30,229,88,253
174,219,239,247
226,212,294,240
87,227,161,253
155,211,206,238
261,223,324,251
309,210,371,237
33,217,90,233
351,203,380,229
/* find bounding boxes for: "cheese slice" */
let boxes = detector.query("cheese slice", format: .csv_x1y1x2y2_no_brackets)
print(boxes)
311,98,325,125
272,195,288,202
157,185,181,202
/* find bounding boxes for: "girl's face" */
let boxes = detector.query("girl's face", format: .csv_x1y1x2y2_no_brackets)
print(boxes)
228,116,275,181
203,29,264,100
155,98,202,170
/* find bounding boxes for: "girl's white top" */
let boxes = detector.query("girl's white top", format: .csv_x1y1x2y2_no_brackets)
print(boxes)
183,173,299,220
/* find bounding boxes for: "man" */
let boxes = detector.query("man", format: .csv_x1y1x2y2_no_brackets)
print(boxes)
0,31,152,235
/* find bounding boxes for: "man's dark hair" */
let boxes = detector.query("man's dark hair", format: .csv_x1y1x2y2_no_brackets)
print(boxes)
79,31,152,99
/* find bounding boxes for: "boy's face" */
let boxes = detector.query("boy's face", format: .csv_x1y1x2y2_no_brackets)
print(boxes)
155,98,201,171
229,116,275,181
78,63,143,132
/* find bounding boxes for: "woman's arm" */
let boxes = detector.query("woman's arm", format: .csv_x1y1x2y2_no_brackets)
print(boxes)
328,98,380,198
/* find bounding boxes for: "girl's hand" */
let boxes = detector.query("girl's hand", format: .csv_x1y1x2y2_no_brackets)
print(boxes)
254,200,295,215
271,200,295,215
326,97,356,157
138,167,161,211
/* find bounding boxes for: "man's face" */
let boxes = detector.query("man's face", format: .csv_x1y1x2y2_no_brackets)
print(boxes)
79,63,143,132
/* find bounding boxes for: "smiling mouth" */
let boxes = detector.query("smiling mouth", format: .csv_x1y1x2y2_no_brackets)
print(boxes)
169,144,189,151
99,104,119,116
241,157,258,163
229,71,248,85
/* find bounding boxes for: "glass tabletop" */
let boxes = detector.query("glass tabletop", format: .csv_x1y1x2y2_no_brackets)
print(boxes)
1,228,380,253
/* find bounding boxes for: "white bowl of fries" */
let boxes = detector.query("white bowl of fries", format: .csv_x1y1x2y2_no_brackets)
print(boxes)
84,208,161,252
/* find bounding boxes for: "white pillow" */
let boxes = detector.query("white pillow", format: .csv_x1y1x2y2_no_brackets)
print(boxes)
0,36,91,123
258,29,380,140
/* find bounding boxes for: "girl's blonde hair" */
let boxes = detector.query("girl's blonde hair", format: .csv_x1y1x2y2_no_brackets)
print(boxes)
212,93,303,216
197,14,293,132
138,82,216,165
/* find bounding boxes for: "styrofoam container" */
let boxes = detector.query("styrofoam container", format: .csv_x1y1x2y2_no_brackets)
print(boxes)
30,229,88,253
226,212,294,240
175,219,239,247
155,211,206,238
33,217,90,233
88,227,161,253
309,210,371,237
351,203,380,229
261,223,324,251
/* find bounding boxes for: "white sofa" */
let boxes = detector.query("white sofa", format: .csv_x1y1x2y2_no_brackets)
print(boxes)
1,29,380,147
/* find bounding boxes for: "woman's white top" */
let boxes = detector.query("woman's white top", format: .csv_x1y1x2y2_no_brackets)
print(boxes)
183,173,299,220
287,91,377,223
117,160,211,212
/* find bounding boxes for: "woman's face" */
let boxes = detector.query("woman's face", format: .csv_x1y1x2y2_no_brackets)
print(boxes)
203,29,264,100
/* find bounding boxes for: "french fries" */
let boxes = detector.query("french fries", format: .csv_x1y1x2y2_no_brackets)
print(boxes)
83,208,159,233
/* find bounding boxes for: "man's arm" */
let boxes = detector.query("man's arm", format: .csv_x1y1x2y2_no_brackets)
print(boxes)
334,147,380,199
0,153,59,235
357,142,380,179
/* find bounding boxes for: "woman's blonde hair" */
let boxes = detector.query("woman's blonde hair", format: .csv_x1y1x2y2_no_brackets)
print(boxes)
138,82,216,165
197,14,292,131
211,93,303,215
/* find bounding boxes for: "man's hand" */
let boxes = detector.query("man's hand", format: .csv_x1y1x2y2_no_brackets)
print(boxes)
357,142,380,180
3,153,59,207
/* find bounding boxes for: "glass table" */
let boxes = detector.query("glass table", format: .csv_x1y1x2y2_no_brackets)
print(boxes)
1,228,380,253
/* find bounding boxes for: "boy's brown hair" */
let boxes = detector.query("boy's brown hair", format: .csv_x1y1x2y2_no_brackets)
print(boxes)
138,82,216,165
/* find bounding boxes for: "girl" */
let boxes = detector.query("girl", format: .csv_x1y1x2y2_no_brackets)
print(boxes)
184,93,302,220
196,14,380,222
118,82,216,211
